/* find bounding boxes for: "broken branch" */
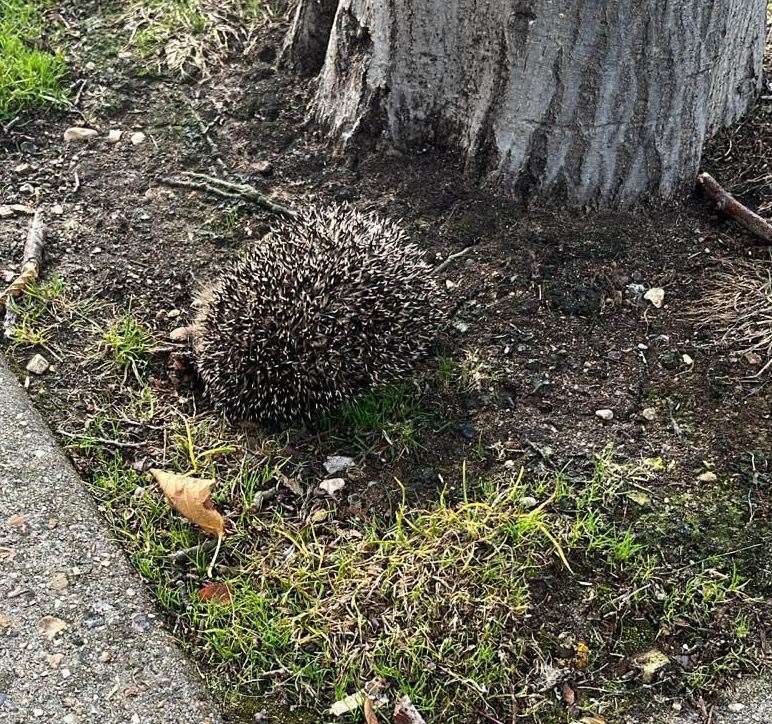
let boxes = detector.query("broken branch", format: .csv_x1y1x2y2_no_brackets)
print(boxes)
2,212,46,336
159,173,296,219
697,172,772,244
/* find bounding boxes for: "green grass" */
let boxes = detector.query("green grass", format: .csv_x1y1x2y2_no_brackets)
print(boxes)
99,314,154,381
78,443,770,722
0,0,67,119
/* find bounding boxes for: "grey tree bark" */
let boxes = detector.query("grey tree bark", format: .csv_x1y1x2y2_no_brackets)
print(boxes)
287,0,767,207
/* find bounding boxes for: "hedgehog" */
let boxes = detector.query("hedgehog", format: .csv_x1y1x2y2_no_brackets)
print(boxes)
190,204,445,423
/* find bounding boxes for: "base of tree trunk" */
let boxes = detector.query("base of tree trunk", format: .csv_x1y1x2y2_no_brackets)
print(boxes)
286,0,767,208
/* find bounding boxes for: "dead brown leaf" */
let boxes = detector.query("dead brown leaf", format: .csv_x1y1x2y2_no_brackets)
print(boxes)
364,696,379,724
6,514,28,533
150,469,225,536
38,616,67,640
198,581,232,604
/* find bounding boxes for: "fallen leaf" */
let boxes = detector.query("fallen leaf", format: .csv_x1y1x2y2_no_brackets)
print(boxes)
632,648,669,683
561,681,576,705
46,653,64,668
150,469,225,536
198,581,232,604
38,616,68,640
364,696,379,724
329,691,364,716
6,514,28,533
574,640,591,669
393,695,426,724
623,490,652,507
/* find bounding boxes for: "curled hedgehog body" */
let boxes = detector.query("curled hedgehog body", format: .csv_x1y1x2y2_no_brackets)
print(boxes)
191,204,445,423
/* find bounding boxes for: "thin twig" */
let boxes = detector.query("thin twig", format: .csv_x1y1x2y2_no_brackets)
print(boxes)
159,174,296,218
56,429,143,448
185,99,228,173
1,212,45,316
697,172,772,244
433,245,473,275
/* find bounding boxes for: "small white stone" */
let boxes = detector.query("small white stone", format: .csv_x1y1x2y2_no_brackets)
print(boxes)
697,471,718,483
641,407,657,422
19,183,34,195
319,478,346,496
682,353,694,365
595,409,614,421
64,126,98,142
26,354,50,375
324,455,354,475
51,204,64,216
107,129,123,144
33,709,44,718
167,309,181,319
643,287,665,308
130,131,147,146
503,459,516,469
728,703,745,713
520,496,538,509
92,247,102,254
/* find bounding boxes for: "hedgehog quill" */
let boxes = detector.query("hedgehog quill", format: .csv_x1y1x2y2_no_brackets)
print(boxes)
190,205,445,423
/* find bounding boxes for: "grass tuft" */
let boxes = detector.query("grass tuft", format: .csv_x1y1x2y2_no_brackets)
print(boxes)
0,0,67,119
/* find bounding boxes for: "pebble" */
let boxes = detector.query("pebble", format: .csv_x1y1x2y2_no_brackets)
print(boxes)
254,160,273,176
51,204,64,216
169,326,191,342
643,287,665,308
728,703,745,713
520,496,538,509
595,409,614,421
641,407,657,422
319,478,345,496
107,129,123,144
19,183,34,195
63,127,98,142
697,471,718,483
682,353,694,365
323,455,354,475
458,422,477,441
130,131,147,146
25,354,50,375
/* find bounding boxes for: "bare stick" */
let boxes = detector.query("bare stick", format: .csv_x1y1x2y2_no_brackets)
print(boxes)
697,172,772,244
159,175,296,219
1,212,45,318
185,100,228,173
433,245,473,275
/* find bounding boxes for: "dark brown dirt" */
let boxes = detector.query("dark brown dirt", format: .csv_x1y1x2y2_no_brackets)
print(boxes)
1,3,771,723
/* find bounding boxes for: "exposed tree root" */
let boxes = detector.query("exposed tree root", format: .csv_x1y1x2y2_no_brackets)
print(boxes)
697,172,772,244
159,172,296,218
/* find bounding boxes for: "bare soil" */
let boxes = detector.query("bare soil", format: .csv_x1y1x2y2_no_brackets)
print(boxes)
1,3,771,723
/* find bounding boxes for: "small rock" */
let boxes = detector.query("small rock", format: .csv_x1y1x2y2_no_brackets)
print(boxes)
632,648,669,683
319,478,345,496
624,490,652,507
458,422,477,441
254,160,273,176
682,353,694,366
19,183,34,195
99,650,111,663
49,573,68,591
51,204,64,216
130,612,151,633
0,206,13,218
26,354,50,375
520,496,538,509
503,459,516,469
697,471,718,483
14,163,30,173
166,309,181,319
452,319,469,333
170,326,192,342
595,409,614,421
107,129,123,144
727,703,745,713
643,287,665,308
64,126,98,142
130,131,146,146
323,455,354,475
625,282,646,300
641,407,657,422
92,247,102,254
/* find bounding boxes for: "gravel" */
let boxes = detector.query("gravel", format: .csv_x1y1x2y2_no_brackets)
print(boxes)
0,356,221,723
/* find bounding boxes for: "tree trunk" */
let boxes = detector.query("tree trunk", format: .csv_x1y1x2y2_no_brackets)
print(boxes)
279,0,339,75
289,0,767,207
